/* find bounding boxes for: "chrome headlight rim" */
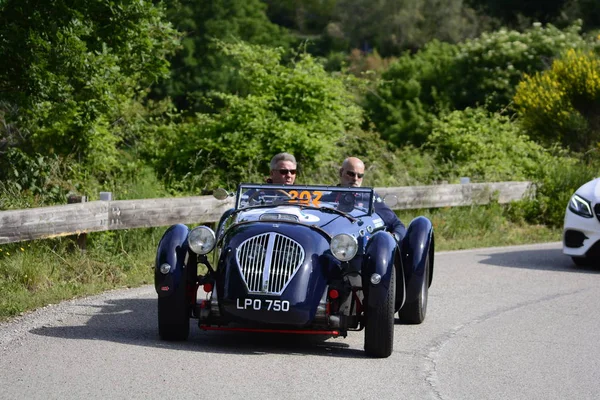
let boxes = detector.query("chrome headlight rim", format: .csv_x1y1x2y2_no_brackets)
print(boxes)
330,233,358,262
568,194,593,218
188,226,216,254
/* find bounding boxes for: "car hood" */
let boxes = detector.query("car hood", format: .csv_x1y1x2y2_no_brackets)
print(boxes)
575,178,600,202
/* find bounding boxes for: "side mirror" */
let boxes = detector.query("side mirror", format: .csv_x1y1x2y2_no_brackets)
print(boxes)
213,188,230,200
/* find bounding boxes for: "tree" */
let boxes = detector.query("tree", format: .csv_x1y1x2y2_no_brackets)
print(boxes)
263,0,338,34
561,0,600,32
0,0,179,177
365,22,592,147
330,0,481,55
467,0,568,27
154,0,292,112
144,41,364,190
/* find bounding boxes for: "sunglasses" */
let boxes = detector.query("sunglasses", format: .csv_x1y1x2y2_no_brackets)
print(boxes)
275,169,297,175
345,171,364,179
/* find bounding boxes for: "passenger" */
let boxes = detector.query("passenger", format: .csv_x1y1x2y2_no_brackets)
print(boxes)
338,157,406,242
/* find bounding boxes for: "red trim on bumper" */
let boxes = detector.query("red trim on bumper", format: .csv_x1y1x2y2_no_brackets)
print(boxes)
199,326,340,337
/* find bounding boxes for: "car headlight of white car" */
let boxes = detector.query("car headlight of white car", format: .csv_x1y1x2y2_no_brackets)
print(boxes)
568,194,593,218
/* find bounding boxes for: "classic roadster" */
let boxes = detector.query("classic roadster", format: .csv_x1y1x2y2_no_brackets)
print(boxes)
154,184,434,358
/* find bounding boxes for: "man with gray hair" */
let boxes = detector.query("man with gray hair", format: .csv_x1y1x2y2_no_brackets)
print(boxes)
267,152,297,185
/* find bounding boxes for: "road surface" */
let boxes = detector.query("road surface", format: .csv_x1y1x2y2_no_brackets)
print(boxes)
1,242,599,400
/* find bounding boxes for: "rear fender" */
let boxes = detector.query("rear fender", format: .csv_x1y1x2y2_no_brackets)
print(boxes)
155,224,190,298
400,216,434,303
363,231,404,308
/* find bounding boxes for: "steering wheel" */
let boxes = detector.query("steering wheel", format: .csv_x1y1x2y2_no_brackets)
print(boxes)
248,189,292,205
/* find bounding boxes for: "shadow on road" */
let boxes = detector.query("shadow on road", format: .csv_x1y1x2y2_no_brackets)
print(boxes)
30,296,369,358
477,247,600,273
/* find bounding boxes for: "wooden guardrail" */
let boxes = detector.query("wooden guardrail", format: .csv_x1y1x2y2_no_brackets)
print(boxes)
0,181,532,245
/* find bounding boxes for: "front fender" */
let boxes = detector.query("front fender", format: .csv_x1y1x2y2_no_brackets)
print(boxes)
363,231,403,308
155,224,190,297
401,216,434,303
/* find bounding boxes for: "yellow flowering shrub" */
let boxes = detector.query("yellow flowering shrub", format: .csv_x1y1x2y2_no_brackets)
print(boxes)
514,49,600,151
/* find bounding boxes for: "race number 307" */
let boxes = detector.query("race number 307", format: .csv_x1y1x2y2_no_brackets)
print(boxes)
236,298,290,312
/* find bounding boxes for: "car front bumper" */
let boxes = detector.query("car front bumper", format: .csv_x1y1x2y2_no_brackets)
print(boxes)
563,208,600,257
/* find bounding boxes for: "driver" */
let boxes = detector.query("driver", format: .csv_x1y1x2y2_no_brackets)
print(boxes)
266,152,297,184
245,152,297,205
338,157,406,242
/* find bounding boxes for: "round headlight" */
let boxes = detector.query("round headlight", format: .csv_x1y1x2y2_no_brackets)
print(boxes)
188,226,216,254
330,233,358,262
159,263,171,274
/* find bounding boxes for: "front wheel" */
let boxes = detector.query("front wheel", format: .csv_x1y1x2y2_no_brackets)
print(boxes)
398,252,429,324
158,270,190,341
364,267,396,358
571,256,593,267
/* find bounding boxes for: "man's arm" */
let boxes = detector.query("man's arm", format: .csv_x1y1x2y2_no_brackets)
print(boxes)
374,197,406,242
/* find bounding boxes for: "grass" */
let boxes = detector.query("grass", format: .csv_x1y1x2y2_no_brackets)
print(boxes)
397,202,561,251
0,203,562,321
0,228,163,321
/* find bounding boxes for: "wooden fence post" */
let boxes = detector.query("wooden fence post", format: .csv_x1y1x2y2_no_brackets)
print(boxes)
67,194,87,252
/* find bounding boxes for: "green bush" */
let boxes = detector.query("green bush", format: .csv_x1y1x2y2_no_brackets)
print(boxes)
365,40,457,146
425,108,552,182
307,128,439,187
366,22,594,147
0,0,179,176
144,41,365,191
509,153,600,227
157,0,292,112
514,49,600,151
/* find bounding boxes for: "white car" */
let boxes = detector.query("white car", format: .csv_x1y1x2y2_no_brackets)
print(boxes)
563,178,600,266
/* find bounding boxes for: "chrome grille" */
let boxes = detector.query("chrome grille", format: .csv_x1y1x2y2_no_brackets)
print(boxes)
236,233,305,294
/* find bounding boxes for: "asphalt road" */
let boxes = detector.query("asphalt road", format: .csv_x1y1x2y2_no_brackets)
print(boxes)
1,241,599,400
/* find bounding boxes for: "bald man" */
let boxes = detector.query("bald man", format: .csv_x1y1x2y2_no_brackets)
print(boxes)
338,157,406,242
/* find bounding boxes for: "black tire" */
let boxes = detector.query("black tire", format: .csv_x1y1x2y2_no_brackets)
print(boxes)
364,267,396,358
158,269,190,341
398,253,429,324
571,256,592,267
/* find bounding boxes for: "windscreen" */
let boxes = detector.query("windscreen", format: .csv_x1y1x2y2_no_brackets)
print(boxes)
236,184,375,215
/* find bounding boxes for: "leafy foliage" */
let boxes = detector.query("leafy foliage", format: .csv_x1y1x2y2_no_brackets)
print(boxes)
514,49,600,151
425,108,552,182
509,153,600,227
0,0,179,178
329,0,482,55
264,0,338,34
561,0,600,31
364,40,458,146
0,148,78,208
366,22,592,147
143,41,364,190
467,0,569,27
155,0,292,112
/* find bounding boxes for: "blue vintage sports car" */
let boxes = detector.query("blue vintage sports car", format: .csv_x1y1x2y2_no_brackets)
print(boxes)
154,183,434,358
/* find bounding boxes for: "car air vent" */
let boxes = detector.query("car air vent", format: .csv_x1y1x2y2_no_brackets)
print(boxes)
236,232,305,295
564,229,588,248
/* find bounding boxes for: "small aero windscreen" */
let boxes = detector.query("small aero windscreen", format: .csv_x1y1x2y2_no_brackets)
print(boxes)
236,184,375,215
